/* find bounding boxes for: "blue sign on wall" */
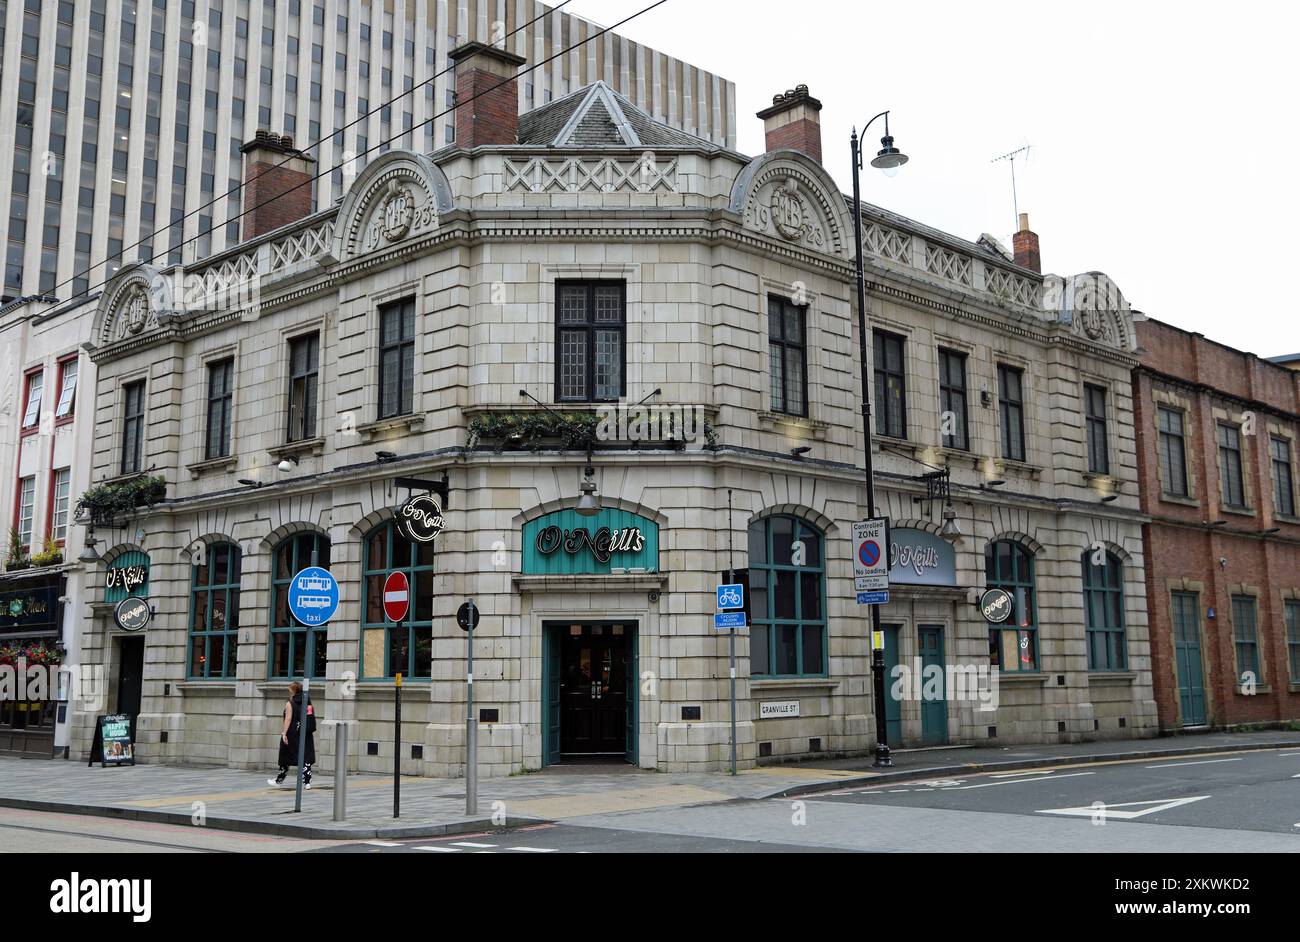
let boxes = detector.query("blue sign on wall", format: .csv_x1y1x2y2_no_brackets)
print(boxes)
288,567,339,626
714,612,747,630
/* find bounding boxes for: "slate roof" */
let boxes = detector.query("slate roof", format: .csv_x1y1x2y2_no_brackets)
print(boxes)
517,81,714,149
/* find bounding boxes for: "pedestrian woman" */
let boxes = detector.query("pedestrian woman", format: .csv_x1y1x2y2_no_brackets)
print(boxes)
268,681,316,788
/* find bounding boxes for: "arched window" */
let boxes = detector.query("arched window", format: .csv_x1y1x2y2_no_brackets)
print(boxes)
269,532,331,679
361,520,435,679
747,515,825,677
985,540,1036,672
188,542,242,679
1082,550,1126,671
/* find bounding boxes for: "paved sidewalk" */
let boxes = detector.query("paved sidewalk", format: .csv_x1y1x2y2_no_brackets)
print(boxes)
2,729,1297,839
766,728,1300,797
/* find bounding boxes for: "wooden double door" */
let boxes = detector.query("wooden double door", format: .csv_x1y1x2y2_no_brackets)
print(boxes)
546,623,636,761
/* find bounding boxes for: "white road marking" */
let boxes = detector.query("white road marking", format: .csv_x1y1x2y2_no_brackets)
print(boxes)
1037,795,1210,820
955,771,1094,790
989,770,1055,778
1278,752,1300,757
451,841,497,848
887,789,910,793
1143,757,1243,769
508,847,557,852
415,845,461,852
364,840,403,847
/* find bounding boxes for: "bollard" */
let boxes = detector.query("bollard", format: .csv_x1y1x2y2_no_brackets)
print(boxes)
332,721,347,822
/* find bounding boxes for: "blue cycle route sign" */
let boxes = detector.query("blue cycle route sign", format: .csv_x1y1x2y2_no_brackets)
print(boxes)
288,567,340,626
717,583,744,610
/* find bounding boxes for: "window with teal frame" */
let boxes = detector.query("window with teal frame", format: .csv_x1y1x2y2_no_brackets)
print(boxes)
361,521,435,679
1082,550,1126,671
986,540,1037,672
269,532,331,679
747,515,825,677
188,542,241,679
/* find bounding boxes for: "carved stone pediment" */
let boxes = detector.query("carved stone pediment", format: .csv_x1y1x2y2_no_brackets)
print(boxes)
332,151,455,261
729,151,851,260
1044,271,1137,351
93,264,168,347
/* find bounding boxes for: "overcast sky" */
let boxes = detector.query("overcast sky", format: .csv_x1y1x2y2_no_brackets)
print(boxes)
566,0,1300,358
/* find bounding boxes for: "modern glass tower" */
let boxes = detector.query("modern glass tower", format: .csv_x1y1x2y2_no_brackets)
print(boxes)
0,0,734,302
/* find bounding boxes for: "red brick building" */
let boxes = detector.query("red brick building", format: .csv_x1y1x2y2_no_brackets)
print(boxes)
1134,319,1300,729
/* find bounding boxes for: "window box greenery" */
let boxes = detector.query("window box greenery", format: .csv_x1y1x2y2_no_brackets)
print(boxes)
76,474,167,525
30,536,63,568
468,411,717,452
5,526,30,572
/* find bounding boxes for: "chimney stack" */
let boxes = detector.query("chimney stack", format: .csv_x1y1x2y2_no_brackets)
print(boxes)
239,130,316,239
756,85,823,164
449,41,527,148
1013,212,1041,273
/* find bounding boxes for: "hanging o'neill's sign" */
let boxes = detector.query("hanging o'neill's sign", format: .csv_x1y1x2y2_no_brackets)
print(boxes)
522,508,659,575
397,493,445,543
980,588,1014,624
114,596,151,632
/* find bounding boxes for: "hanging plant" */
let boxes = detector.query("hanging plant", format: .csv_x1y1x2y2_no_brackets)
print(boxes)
5,526,29,571
0,640,62,667
30,535,63,568
76,474,167,524
468,412,601,453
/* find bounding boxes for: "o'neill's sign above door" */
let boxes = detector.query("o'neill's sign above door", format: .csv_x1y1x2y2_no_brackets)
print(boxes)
522,508,659,575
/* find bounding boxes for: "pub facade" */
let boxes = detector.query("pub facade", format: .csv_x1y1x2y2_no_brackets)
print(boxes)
68,45,1156,776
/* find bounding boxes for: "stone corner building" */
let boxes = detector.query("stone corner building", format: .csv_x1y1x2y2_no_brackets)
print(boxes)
73,45,1156,776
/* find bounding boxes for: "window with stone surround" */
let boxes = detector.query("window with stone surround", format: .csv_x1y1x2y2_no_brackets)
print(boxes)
873,330,907,439
269,532,331,680
16,476,35,549
20,370,43,431
747,515,825,677
1157,406,1189,497
286,333,319,442
1287,599,1300,683
121,379,146,474
1230,594,1261,687
1082,550,1126,671
378,297,415,419
767,295,807,416
997,365,1026,462
1270,436,1295,517
361,520,435,679
1217,423,1246,509
188,542,242,679
938,348,969,450
555,280,625,403
205,357,234,459
986,540,1037,672
1084,383,1110,475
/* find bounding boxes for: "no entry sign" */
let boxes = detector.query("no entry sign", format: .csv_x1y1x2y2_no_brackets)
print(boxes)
383,571,410,622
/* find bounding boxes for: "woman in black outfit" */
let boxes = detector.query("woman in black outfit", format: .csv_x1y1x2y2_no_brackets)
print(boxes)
268,681,316,788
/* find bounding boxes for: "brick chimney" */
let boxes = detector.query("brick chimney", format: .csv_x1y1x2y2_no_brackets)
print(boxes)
239,131,316,239
1013,212,1041,273
756,85,823,163
449,41,527,148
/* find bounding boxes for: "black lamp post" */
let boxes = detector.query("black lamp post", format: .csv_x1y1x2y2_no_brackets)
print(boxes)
850,112,908,768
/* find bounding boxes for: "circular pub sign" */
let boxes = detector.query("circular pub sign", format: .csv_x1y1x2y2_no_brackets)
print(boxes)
115,596,152,632
397,493,445,543
979,588,1014,624
383,571,410,622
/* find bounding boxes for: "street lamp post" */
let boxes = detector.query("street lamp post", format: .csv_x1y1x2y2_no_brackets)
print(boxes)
850,112,908,768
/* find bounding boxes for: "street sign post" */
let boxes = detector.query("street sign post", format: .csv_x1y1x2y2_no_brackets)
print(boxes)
853,518,890,601
287,567,340,626
716,583,744,610
382,571,410,623
463,598,478,815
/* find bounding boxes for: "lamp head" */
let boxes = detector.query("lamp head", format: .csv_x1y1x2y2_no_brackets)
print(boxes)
870,135,909,174
575,467,601,517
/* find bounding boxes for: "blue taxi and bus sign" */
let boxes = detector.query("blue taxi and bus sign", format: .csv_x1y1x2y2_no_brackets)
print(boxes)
288,567,340,626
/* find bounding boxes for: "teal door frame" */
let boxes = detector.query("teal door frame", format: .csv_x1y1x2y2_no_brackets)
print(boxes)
882,625,902,746
918,624,948,746
542,622,638,767
1171,591,1207,726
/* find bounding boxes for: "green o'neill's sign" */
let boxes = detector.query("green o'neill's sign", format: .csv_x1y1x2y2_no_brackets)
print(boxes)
522,508,659,575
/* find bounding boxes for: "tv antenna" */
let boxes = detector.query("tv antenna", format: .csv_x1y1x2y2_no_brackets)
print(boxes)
991,144,1032,231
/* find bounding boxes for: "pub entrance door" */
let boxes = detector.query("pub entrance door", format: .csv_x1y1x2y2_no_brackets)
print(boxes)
544,623,637,766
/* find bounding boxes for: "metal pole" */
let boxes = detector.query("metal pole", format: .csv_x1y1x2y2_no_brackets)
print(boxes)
394,672,402,818
727,488,736,776
332,721,347,821
293,677,310,811
466,599,477,815
851,129,892,768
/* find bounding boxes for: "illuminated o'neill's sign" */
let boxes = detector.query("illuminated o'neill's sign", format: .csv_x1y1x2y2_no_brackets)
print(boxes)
522,509,659,575
535,524,646,564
